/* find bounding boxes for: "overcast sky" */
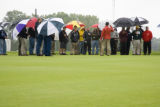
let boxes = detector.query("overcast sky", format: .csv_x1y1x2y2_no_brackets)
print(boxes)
0,0,160,38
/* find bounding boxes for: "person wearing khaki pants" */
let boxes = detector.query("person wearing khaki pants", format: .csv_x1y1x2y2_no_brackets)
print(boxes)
100,39,111,56
100,22,113,56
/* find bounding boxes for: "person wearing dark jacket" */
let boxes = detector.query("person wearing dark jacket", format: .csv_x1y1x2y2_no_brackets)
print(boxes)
59,27,68,55
119,27,128,55
83,28,92,55
132,26,142,55
0,27,7,55
18,27,28,56
92,28,101,55
70,26,79,55
43,34,52,56
28,27,36,55
142,27,153,55
126,27,132,55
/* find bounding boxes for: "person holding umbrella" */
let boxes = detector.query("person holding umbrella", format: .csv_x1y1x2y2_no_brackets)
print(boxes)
126,27,132,55
0,27,7,55
18,27,28,56
142,26,153,55
28,27,36,55
59,26,68,55
100,22,113,56
79,27,85,54
132,26,142,55
119,27,128,55
83,28,92,55
70,25,80,55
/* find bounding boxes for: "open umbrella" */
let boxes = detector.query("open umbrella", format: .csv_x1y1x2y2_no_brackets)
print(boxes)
65,20,85,30
26,17,37,30
131,17,149,26
157,24,160,27
37,18,64,40
91,24,98,28
12,19,29,40
113,17,135,27
0,22,10,28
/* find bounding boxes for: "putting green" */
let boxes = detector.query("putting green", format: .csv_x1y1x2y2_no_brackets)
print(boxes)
0,53,160,107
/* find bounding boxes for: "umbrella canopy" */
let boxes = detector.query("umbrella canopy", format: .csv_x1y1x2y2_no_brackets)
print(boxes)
12,19,29,40
26,17,37,30
65,20,85,30
37,18,64,39
0,22,10,28
157,24,160,27
131,17,149,26
113,17,135,27
98,20,114,30
91,24,98,28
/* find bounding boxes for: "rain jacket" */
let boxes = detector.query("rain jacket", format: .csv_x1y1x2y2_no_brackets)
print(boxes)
70,30,79,43
79,28,85,41
100,26,113,40
119,30,128,42
142,30,153,42
0,30,7,39
132,30,142,40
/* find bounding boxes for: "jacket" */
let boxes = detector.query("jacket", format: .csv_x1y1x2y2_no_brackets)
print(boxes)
100,26,113,40
79,28,84,41
142,30,153,42
92,29,101,40
132,30,142,40
70,30,79,43
18,27,28,38
59,30,68,43
119,30,128,42
28,28,35,38
83,31,92,42
0,30,7,39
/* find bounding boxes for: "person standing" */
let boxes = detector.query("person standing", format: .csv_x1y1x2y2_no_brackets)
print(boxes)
0,27,7,55
35,18,43,56
92,27,101,55
70,26,80,55
126,27,132,55
142,26,153,55
132,26,142,55
51,34,55,55
83,28,92,55
100,22,113,56
59,27,68,55
43,34,52,56
119,27,128,55
28,27,36,55
79,27,85,54
18,27,28,56
110,28,119,55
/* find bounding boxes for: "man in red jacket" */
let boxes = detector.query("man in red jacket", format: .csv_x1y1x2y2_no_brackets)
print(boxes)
100,22,113,56
142,26,153,55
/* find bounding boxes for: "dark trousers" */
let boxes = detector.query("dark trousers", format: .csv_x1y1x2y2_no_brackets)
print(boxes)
126,41,131,55
36,35,44,55
110,38,118,55
143,41,151,55
29,37,35,55
44,36,52,56
84,41,91,55
120,42,127,55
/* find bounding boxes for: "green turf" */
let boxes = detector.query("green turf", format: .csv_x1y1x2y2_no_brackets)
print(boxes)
0,53,160,107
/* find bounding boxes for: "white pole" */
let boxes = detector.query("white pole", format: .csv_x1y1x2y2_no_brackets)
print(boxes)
112,0,115,20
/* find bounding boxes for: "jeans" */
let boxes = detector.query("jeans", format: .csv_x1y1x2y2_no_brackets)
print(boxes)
29,37,35,55
44,36,52,56
92,40,99,55
36,35,44,55
84,41,91,55
79,41,85,54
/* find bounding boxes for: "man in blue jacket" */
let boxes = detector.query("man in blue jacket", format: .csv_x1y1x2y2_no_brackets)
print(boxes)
0,27,7,55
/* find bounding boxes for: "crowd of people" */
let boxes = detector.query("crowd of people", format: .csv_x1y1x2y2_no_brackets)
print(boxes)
0,18,153,56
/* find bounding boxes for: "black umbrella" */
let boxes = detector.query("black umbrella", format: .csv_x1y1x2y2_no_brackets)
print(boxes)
131,17,149,26
113,17,135,27
10,20,22,30
0,22,10,28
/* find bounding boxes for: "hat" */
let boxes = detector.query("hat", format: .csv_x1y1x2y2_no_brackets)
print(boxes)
136,26,140,29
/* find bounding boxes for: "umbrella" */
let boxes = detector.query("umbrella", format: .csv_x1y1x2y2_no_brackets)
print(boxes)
26,17,38,30
37,18,64,40
131,17,149,26
98,20,114,30
113,17,135,27
91,24,98,28
65,20,85,30
157,24,160,27
0,22,10,28
12,19,29,40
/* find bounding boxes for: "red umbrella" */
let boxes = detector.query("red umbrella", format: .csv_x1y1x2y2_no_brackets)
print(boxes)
26,17,38,30
91,24,98,28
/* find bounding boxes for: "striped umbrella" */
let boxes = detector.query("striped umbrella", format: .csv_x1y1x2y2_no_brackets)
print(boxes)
12,19,29,40
131,17,149,26
65,20,85,30
37,18,64,40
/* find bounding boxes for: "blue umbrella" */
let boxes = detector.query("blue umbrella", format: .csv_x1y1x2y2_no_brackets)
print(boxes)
37,18,64,39
12,19,29,40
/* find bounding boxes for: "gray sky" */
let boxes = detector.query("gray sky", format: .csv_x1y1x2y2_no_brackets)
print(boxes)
0,0,160,38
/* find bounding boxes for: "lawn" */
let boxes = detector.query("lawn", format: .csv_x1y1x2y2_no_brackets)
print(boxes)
0,53,160,107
